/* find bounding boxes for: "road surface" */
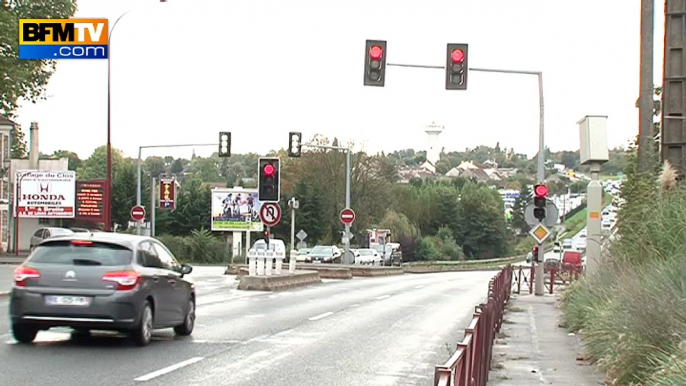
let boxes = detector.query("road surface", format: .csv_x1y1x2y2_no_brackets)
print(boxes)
0,269,495,386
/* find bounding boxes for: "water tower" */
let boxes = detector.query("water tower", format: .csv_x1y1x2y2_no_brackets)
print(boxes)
425,122,444,165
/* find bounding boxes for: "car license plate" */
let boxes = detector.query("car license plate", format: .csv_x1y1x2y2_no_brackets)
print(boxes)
45,295,91,306
313,260,321,264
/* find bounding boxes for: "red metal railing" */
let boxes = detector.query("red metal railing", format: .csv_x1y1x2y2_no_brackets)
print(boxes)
512,264,584,295
433,265,513,386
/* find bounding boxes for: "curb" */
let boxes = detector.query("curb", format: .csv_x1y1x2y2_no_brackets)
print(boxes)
0,291,9,298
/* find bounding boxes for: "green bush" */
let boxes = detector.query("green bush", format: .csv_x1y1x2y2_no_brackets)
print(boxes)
414,236,438,261
560,175,686,384
156,228,230,265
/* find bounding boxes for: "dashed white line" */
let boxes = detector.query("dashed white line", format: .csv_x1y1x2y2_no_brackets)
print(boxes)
134,357,205,382
308,311,334,321
375,295,391,300
415,285,424,289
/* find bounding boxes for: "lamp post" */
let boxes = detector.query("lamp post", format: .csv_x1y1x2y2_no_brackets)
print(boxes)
106,1,167,231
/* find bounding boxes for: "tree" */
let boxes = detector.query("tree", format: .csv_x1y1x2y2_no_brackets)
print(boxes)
50,150,81,170
144,156,166,178
292,179,325,244
11,127,27,158
159,176,211,236
511,185,531,235
111,160,137,229
77,145,125,180
0,0,78,117
456,182,508,259
171,158,184,174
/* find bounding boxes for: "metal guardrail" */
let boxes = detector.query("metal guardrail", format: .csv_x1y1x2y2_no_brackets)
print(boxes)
433,265,513,386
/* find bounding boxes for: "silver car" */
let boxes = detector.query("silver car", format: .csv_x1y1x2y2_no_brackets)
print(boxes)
9,233,196,346
29,227,74,249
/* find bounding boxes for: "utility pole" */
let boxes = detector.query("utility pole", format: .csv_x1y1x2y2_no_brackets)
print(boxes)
288,197,299,250
150,176,157,237
638,0,655,172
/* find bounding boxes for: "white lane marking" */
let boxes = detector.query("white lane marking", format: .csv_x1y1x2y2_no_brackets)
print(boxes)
376,295,391,300
308,311,334,321
134,357,204,382
268,294,278,298
246,314,265,318
415,285,424,289
350,303,360,307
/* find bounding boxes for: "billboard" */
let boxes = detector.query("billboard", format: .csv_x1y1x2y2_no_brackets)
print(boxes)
211,189,264,232
75,180,105,221
159,178,176,210
15,170,76,218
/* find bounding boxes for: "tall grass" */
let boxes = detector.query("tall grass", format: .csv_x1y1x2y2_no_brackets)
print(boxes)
560,179,686,384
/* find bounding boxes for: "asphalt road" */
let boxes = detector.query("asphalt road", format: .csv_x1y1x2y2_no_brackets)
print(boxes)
0,269,495,386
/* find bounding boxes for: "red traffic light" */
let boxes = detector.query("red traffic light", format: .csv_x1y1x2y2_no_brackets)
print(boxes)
534,184,548,197
263,164,275,177
369,45,383,60
532,246,538,253
451,49,465,63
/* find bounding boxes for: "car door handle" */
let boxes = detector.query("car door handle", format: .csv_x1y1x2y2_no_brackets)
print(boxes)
168,279,176,286
152,275,160,282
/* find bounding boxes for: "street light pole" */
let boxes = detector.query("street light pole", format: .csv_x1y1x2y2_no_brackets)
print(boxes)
136,143,217,235
106,1,166,232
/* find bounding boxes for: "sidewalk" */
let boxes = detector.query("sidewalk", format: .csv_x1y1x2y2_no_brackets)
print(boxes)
487,294,606,386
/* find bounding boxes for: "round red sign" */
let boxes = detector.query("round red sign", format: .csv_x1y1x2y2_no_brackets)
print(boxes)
339,208,356,226
130,205,146,222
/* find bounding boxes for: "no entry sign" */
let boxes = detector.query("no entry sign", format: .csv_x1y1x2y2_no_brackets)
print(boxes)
130,205,146,222
339,208,356,226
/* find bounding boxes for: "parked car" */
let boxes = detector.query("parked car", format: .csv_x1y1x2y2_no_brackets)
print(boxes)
295,248,312,263
9,233,195,346
373,244,403,266
30,227,74,250
308,245,342,264
355,248,381,265
562,238,574,250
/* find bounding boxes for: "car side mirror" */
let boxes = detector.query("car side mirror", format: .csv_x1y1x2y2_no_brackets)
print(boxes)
180,264,193,275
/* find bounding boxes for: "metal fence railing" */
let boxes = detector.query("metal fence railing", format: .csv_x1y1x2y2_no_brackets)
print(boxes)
433,265,513,386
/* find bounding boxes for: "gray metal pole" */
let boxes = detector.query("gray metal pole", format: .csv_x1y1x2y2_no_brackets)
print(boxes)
344,149,351,264
290,205,295,251
637,0,655,171
534,72,546,296
585,164,603,276
150,176,156,237
136,146,142,235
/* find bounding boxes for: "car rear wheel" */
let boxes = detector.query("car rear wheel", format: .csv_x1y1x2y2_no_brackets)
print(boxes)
12,323,38,344
131,301,154,346
174,298,195,336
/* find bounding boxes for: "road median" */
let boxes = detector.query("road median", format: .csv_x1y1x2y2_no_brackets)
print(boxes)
236,270,322,291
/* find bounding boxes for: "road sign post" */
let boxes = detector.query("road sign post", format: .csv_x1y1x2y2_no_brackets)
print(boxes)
130,205,145,223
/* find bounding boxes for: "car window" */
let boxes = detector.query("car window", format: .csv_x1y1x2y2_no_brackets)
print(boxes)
359,250,374,255
29,240,133,266
33,229,44,238
138,241,163,268
152,242,181,271
311,246,333,254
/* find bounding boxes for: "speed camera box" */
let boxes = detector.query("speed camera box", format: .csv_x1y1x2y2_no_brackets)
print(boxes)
578,115,609,165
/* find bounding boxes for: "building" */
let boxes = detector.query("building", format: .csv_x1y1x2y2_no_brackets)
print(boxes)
424,122,444,166
0,116,14,251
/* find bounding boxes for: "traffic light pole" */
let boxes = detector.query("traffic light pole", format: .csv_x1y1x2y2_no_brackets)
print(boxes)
136,143,216,235
387,63,547,293
302,142,353,264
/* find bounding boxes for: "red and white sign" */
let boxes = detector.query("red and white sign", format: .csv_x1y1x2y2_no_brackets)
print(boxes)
259,203,282,227
340,208,356,226
15,170,76,218
130,205,146,222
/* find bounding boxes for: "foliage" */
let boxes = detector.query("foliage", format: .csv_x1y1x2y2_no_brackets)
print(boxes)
559,142,686,385
510,184,531,235
156,228,230,265
0,0,77,117
11,126,27,158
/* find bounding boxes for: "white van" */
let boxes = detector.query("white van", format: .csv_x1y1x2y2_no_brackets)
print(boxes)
251,239,286,254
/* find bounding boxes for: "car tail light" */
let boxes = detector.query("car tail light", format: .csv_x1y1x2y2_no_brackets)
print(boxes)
14,266,40,287
102,270,140,291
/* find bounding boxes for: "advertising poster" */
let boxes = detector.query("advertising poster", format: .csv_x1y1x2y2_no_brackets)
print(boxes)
159,178,176,210
15,170,76,218
210,189,264,232
75,180,105,221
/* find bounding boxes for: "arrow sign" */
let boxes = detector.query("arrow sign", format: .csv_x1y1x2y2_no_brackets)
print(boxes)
260,203,282,227
130,205,146,222
340,208,356,226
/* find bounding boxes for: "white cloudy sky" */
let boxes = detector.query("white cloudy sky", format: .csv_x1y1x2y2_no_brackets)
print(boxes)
13,0,663,161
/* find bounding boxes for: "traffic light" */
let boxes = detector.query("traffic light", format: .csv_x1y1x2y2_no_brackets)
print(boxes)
364,40,386,87
446,43,468,90
533,184,548,221
218,132,231,157
532,246,539,263
258,157,280,202
288,132,302,157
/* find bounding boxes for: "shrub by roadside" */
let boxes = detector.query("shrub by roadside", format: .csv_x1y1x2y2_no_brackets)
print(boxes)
559,163,686,385
156,228,230,265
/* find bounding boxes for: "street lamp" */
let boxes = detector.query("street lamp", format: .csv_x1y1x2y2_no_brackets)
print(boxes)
106,0,167,231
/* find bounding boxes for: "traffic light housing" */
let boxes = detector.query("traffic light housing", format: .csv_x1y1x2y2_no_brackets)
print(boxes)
532,246,539,263
288,132,302,157
218,132,231,157
364,40,387,87
446,43,468,90
258,157,280,202
533,184,548,221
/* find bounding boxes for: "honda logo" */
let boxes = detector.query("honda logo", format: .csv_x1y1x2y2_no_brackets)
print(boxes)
39,182,51,193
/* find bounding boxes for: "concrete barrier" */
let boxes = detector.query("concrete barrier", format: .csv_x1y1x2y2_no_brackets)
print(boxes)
350,266,404,277
236,270,322,291
231,264,353,280
404,266,507,274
